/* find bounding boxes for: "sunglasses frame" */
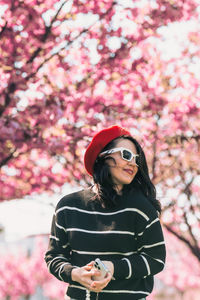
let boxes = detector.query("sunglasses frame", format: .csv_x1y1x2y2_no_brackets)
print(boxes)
99,147,139,165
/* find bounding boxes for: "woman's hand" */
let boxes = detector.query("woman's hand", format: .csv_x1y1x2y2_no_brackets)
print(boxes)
71,261,100,290
90,271,112,292
90,260,114,292
71,260,114,293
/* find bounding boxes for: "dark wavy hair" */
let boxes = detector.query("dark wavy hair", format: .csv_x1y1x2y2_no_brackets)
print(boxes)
93,135,161,214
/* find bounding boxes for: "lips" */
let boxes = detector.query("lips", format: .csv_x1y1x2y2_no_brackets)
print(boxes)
123,169,134,175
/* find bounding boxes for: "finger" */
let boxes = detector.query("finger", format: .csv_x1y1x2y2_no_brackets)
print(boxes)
91,281,97,288
84,265,101,277
101,272,112,284
91,273,112,289
105,272,113,281
82,278,94,288
104,275,112,286
84,265,92,271
84,261,94,271
82,268,99,278
90,284,101,293
87,261,94,266
90,269,101,276
90,285,103,293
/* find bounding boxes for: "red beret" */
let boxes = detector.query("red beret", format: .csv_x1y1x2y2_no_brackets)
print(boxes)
84,125,131,176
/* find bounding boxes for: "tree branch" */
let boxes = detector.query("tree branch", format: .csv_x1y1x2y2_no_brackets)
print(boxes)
164,224,200,261
25,1,117,79
0,150,16,168
151,140,157,180
0,83,16,117
0,21,8,37
27,1,68,64
183,211,199,249
165,134,200,144
26,28,89,79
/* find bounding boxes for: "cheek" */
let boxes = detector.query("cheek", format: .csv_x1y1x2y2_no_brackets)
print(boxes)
106,156,124,168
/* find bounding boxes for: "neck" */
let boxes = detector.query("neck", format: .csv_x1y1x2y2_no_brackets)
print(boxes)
115,184,123,195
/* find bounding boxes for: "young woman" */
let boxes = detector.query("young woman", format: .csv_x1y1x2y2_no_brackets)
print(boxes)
45,125,166,300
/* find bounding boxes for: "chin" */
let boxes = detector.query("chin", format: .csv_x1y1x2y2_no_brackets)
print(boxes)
125,177,136,185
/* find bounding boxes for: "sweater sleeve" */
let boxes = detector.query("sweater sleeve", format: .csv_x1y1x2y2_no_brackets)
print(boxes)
44,205,75,283
111,210,166,280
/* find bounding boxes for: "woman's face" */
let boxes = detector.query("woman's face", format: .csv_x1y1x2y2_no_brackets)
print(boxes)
106,138,138,193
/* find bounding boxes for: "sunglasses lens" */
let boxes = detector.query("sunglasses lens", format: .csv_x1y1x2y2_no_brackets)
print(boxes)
122,150,132,161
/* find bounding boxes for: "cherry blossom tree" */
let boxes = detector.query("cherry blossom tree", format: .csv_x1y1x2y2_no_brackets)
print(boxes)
0,237,66,300
157,228,200,293
0,0,200,264
0,251,35,299
30,238,67,299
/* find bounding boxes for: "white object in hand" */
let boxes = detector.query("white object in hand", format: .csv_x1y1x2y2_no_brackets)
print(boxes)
92,258,109,280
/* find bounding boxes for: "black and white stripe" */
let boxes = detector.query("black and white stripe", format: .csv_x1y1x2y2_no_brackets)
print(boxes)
45,188,166,300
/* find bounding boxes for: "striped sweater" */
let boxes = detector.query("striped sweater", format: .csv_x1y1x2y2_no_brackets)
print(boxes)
45,187,166,300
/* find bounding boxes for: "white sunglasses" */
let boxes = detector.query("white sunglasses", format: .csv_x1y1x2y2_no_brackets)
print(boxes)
99,147,139,165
